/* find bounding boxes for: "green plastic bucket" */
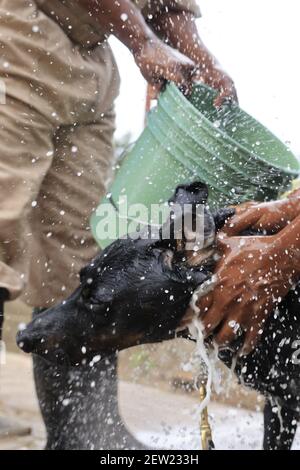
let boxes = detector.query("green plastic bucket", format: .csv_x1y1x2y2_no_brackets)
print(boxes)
91,83,299,248
189,84,299,175
157,83,297,187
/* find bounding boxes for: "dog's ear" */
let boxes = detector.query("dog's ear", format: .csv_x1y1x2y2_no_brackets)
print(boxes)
168,181,209,207
159,182,212,253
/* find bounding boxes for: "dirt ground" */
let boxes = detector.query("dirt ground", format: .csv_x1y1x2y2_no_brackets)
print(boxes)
0,352,257,450
0,352,206,450
2,351,300,450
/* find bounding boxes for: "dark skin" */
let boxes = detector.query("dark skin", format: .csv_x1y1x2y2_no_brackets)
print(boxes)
223,188,300,236
193,191,300,354
150,12,237,105
78,0,237,102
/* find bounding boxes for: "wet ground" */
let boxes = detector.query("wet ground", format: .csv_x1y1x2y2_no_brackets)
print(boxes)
1,352,300,450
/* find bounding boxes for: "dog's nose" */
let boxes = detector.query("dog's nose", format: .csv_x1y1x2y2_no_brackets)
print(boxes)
16,329,70,365
16,329,40,353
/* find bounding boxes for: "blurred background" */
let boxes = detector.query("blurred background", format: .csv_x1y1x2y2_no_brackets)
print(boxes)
2,0,300,450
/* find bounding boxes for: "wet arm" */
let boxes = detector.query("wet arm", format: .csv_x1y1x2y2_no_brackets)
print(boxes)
150,12,218,74
78,0,156,53
274,213,300,276
149,11,237,104
78,1,197,89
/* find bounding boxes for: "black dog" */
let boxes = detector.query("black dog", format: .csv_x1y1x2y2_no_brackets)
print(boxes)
17,182,300,450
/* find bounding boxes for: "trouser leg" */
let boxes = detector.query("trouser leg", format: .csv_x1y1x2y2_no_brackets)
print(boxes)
0,95,54,436
32,310,145,450
29,114,145,449
0,96,55,301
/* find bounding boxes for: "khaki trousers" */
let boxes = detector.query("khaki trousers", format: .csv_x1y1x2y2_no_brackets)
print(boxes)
0,0,120,307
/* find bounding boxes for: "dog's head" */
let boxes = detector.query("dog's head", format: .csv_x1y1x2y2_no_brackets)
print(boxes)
17,182,233,365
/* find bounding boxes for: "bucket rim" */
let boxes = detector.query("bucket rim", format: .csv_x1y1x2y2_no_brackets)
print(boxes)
154,98,290,191
164,82,300,176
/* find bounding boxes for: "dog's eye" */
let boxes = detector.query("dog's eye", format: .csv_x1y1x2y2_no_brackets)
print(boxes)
81,288,103,306
81,286,92,301
80,275,95,299
89,295,100,305
81,284,114,306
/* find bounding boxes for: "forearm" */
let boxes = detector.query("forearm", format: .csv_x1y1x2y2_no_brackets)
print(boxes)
149,10,237,104
150,12,219,74
78,0,155,53
274,214,300,277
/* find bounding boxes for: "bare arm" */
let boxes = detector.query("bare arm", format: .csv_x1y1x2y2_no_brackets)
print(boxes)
78,0,197,89
193,212,300,355
223,190,300,236
78,0,155,53
149,11,237,106
276,212,300,265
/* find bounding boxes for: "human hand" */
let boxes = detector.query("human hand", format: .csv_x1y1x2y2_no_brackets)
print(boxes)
223,196,300,237
195,64,238,107
193,229,299,355
134,38,198,93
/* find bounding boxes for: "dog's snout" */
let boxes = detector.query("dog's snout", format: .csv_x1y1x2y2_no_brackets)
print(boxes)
16,329,33,353
16,329,42,353
16,328,70,365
